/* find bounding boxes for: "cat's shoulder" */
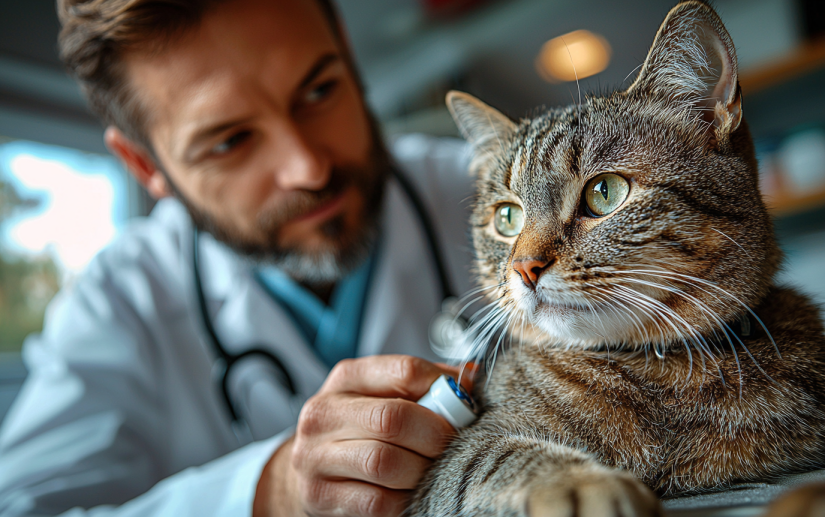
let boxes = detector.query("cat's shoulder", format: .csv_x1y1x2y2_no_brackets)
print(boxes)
760,284,824,340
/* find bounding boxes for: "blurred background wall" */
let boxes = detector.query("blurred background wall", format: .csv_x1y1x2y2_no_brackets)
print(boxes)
0,0,823,421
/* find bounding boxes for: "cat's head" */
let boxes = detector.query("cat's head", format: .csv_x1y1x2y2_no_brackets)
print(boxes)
449,1,781,351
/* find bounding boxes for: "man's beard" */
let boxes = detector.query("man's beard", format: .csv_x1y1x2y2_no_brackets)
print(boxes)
172,138,391,287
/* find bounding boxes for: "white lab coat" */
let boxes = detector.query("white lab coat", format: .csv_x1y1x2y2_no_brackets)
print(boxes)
0,135,474,517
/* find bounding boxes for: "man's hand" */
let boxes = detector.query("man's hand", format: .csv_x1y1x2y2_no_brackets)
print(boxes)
254,355,466,517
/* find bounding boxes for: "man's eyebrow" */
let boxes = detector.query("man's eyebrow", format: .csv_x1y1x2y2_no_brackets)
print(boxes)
300,53,340,89
180,53,341,162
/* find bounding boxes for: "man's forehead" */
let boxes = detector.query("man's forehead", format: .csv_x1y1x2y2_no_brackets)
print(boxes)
123,0,340,145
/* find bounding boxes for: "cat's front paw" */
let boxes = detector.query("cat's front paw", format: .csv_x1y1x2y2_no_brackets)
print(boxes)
527,466,662,517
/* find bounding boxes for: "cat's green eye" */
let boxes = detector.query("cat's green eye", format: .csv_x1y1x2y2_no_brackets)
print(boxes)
584,174,630,217
494,203,525,237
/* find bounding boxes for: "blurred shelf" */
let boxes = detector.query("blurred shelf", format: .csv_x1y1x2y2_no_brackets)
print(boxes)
740,37,825,95
739,38,825,140
765,187,825,218
743,39,825,221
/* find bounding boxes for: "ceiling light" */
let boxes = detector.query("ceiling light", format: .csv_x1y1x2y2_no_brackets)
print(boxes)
536,30,612,83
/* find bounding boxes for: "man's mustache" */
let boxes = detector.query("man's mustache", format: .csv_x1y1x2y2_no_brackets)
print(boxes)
257,172,350,232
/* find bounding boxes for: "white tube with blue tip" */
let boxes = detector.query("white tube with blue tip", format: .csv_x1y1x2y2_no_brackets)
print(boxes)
417,375,477,429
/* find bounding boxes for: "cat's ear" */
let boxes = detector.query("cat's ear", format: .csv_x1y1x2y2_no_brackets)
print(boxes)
446,91,517,153
627,1,742,139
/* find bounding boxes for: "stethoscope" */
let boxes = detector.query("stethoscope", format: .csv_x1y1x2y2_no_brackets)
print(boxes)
192,168,468,434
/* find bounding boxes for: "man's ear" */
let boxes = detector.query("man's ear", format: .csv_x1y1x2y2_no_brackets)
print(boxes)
627,1,742,141
104,126,172,199
446,91,517,156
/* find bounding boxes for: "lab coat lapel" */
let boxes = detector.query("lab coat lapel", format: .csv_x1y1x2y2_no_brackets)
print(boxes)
214,276,330,393
197,235,329,395
204,249,331,440
359,181,442,362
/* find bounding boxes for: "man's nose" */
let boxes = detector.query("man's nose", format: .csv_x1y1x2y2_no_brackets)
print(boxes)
271,121,331,191
512,257,554,289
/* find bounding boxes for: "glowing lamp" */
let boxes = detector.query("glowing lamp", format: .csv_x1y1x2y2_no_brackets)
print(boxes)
536,30,612,83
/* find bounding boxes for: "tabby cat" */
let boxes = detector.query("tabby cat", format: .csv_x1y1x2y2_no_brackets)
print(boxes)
409,2,825,516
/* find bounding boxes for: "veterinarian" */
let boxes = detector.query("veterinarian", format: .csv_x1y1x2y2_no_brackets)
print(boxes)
0,0,477,515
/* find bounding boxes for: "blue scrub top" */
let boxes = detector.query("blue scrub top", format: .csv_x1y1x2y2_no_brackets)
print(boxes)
255,252,377,369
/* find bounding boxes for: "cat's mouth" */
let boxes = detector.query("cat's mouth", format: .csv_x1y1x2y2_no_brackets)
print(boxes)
517,292,625,346
511,274,675,346
535,299,590,314
526,289,596,316
508,271,595,317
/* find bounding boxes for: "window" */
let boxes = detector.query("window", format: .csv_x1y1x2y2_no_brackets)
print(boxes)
0,138,129,355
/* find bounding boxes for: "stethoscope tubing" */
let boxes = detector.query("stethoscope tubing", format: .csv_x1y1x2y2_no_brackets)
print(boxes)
192,228,298,424
192,169,456,427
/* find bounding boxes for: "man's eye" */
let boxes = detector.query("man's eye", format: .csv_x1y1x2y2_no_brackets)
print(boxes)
212,131,250,155
303,80,338,105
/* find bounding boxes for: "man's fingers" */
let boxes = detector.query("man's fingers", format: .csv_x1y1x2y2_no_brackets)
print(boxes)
315,440,432,489
349,397,455,458
293,355,463,516
321,355,451,400
298,395,455,458
301,478,409,517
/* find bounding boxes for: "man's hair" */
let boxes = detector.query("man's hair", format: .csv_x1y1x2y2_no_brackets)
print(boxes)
57,0,343,149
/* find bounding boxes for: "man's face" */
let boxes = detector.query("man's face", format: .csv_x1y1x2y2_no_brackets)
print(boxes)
124,0,388,284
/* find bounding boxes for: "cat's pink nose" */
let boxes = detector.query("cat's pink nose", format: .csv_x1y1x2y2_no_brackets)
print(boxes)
513,258,552,289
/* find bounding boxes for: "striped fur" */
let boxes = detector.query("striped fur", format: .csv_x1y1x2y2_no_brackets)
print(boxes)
408,2,825,516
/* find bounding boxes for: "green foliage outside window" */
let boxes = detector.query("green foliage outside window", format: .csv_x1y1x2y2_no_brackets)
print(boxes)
0,177,61,353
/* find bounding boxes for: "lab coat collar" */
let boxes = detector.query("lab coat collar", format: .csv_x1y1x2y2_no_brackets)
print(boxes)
149,198,246,304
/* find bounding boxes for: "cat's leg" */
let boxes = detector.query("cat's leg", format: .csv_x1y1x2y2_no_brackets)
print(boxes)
761,483,825,517
408,418,661,517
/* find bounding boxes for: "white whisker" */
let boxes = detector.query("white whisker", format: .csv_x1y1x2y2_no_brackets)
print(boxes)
711,227,752,259
623,269,780,359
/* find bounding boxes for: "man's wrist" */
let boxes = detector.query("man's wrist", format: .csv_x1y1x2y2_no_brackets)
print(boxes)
254,436,298,517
